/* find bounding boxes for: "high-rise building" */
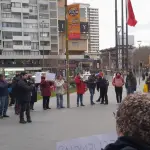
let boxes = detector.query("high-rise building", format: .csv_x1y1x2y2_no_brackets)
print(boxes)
88,8,99,52
0,0,59,71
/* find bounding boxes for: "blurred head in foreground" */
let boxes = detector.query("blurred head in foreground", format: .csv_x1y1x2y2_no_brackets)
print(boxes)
116,93,150,144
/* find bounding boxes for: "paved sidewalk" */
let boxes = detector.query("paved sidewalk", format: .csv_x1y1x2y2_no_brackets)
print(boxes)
0,83,144,150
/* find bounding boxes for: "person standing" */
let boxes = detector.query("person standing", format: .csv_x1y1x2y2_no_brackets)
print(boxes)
27,75,38,110
87,73,96,105
17,72,33,124
55,75,65,109
125,71,137,95
0,74,9,118
97,74,109,105
40,76,53,110
74,73,86,107
112,72,124,103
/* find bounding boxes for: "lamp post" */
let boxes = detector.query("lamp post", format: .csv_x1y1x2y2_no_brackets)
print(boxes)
115,0,118,69
65,0,70,108
41,20,44,71
137,41,142,85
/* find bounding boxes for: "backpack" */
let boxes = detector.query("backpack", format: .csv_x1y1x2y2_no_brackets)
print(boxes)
114,77,123,87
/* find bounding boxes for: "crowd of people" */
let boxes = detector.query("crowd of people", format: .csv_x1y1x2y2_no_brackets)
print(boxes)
0,70,138,124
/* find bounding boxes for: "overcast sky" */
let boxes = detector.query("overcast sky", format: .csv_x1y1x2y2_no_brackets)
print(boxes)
69,0,150,49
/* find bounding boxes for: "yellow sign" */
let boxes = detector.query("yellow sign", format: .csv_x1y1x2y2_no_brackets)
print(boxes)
67,4,80,40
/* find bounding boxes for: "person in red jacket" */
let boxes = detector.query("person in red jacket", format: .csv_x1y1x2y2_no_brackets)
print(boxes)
112,72,124,103
40,76,53,110
74,73,86,107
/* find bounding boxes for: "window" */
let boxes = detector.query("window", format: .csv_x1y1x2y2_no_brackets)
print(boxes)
72,42,79,47
50,2,56,10
51,44,58,50
29,15,37,19
3,31,12,39
24,41,31,46
39,13,49,19
24,23,38,28
24,32,38,40
50,19,57,26
58,7,65,16
2,22,21,28
31,42,39,49
22,3,29,8
50,27,57,34
2,13,11,18
13,41,22,45
24,51,31,55
40,23,49,28
50,11,57,18
29,0,37,4
2,4,11,12
13,32,22,36
15,50,23,55
23,14,29,19
4,41,13,48
51,36,57,42
39,4,48,11
40,32,49,37
40,41,50,46
12,2,21,8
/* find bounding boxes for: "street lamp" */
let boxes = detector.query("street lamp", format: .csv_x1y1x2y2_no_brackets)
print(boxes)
41,20,45,71
137,40,142,85
117,26,121,70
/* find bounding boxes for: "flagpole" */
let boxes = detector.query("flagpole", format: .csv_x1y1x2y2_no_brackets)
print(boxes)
121,0,124,70
115,0,118,69
126,0,129,71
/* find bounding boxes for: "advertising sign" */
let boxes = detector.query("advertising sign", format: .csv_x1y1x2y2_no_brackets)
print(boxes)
67,4,80,40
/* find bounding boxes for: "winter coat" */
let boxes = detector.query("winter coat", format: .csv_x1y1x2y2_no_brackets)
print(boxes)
74,76,86,94
97,77,109,91
112,76,124,87
31,84,38,103
87,75,96,89
0,80,8,97
40,79,53,97
104,136,150,150
17,79,33,103
55,79,65,95
125,75,137,90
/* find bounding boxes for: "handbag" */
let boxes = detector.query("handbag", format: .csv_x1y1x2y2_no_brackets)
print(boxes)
143,84,148,93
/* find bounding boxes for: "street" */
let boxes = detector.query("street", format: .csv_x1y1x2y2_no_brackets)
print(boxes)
0,82,143,150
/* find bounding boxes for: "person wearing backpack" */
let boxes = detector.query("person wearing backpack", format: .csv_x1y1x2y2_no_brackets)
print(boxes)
112,72,124,103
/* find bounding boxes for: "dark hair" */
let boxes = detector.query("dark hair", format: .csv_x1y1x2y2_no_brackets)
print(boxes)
116,72,121,76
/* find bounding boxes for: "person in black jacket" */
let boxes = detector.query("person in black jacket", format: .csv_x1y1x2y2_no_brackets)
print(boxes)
97,75,109,105
17,72,33,124
87,74,96,105
104,93,150,150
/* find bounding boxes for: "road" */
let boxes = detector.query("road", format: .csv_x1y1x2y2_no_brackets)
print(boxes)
0,82,144,150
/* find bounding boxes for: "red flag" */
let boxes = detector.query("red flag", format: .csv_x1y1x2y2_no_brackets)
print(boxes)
127,0,137,26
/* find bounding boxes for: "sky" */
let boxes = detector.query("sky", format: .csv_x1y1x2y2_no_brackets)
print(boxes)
68,0,150,49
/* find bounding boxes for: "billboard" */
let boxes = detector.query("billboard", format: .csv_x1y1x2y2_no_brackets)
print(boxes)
67,4,80,40
58,20,88,33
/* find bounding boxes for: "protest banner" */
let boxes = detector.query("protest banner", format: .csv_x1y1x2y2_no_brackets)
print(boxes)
56,132,117,150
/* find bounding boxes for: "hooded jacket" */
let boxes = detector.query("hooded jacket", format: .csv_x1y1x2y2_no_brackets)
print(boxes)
104,136,150,150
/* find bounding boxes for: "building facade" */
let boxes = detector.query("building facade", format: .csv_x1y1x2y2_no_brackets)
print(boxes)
88,8,99,52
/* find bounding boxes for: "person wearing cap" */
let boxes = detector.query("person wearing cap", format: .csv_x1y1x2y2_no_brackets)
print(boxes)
105,93,150,150
40,76,53,110
17,72,33,124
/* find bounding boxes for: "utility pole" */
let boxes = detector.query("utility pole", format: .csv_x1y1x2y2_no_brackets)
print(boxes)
41,20,44,71
126,0,129,71
121,0,125,70
65,0,70,108
115,0,118,69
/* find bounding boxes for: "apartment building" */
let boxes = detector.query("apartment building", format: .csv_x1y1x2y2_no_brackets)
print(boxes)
88,8,99,52
58,0,89,55
0,0,59,70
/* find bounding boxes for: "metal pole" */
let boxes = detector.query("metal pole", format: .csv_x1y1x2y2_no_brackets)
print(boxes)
42,21,44,71
115,0,118,69
126,0,129,71
121,0,125,70
65,0,70,108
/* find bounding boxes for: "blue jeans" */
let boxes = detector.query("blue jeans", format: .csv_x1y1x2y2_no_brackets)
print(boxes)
89,88,95,104
77,94,83,105
56,94,64,108
0,96,9,116
127,87,134,95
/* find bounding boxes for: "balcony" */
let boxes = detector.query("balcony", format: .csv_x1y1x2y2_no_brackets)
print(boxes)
13,36,31,41
11,7,29,13
39,46,51,50
11,0,29,3
13,45,31,50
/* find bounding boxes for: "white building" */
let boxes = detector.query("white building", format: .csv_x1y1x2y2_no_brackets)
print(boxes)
88,8,99,52
0,0,59,58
